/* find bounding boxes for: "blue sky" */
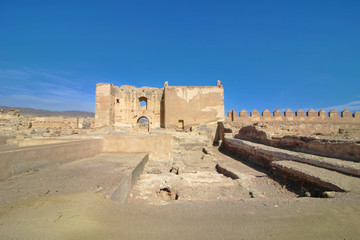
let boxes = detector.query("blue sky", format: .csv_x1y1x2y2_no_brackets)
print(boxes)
1,0,359,114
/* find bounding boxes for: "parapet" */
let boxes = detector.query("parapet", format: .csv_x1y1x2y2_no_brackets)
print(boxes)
226,109,360,123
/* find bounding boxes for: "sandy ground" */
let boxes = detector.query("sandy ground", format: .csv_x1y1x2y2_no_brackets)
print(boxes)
1,192,360,240
0,153,147,204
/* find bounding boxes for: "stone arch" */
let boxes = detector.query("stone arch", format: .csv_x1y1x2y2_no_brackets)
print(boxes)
137,116,150,132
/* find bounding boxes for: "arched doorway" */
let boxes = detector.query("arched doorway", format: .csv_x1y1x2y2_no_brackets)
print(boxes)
137,116,149,132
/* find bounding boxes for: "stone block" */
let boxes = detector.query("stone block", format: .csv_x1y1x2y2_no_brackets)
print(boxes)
329,110,339,118
239,110,248,117
295,109,305,117
318,109,327,118
307,109,317,118
250,110,260,117
284,109,293,117
262,109,271,117
273,109,282,117
341,109,351,118
354,111,360,119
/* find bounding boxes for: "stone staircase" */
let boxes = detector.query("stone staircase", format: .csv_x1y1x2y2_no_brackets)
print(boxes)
223,137,360,196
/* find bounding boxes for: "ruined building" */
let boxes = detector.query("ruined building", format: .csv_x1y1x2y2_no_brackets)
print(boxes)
95,81,225,131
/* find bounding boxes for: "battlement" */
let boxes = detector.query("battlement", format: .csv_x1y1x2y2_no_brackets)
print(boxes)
226,109,360,123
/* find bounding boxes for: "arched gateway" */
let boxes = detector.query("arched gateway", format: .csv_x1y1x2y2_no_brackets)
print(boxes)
137,116,149,132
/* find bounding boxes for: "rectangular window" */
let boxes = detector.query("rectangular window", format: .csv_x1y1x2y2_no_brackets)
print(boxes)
178,120,184,129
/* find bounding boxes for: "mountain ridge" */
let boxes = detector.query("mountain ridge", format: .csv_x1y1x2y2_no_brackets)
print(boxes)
0,106,94,117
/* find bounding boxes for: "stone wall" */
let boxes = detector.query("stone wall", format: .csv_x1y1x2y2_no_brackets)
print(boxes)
103,134,173,160
0,134,173,180
94,81,225,131
164,81,225,129
227,109,360,123
113,84,163,131
0,109,94,137
95,83,163,131
0,139,103,180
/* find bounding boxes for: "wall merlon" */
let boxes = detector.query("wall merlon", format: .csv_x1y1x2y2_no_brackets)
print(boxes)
329,110,339,118
239,110,248,117
295,109,305,117
319,109,327,118
284,109,293,117
262,109,271,117
250,109,260,117
307,109,317,117
353,111,360,118
273,109,282,117
341,109,352,118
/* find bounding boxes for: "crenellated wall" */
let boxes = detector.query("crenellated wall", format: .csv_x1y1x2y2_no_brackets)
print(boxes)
226,109,360,123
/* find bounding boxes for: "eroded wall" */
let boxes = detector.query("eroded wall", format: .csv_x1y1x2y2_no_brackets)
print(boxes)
0,109,93,137
95,83,115,130
95,81,225,131
164,83,224,129
112,85,163,131
103,134,173,160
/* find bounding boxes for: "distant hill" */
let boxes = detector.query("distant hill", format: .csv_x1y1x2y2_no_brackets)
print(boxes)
0,106,94,117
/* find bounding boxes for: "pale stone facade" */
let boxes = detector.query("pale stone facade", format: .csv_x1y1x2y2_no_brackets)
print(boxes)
95,81,225,131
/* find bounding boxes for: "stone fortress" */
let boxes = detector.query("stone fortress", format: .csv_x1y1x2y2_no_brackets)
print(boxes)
1,80,360,238
95,80,225,131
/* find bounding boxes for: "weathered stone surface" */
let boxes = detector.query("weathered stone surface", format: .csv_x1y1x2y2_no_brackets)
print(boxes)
250,109,260,117
271,160,353,192
239,109,248,117
319,109,327,118
94,82,224,131
284,109,293,117
329,110,339,118
232,125,360,162
223,138,360,177
235,125,271,145
295,109,305,117
273,109,282,117
274,135,360,162
262,109,271,118
307,109,317,118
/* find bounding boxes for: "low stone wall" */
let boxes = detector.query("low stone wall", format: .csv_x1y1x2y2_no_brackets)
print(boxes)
0,139,103,180
18,139,79,147
222,138,360,177
235,125,360,162
103,134,173,160
0,133,173,181
110,154,148,202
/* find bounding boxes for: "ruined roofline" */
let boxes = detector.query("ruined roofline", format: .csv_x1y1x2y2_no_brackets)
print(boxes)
165,80,223,88
165,86,221,88
97,80,222,89
96,83,162,90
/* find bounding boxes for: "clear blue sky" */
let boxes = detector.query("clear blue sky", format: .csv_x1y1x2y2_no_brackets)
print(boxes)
1,0,359,114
